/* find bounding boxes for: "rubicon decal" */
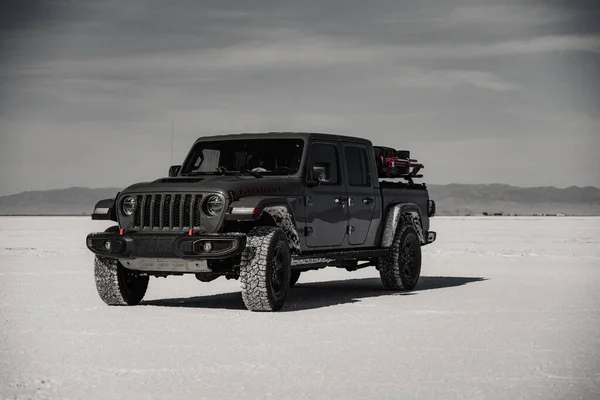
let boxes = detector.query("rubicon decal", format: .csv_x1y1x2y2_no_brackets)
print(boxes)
238,187,284,196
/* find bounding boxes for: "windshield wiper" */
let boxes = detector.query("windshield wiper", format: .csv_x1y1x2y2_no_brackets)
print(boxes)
181,171,214,176
183,167,262,178
213,166,262,179
239,167,263,179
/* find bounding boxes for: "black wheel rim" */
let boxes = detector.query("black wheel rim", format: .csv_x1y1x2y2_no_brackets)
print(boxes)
270,246,286,299
118,263,147,294
124,270,141,289
400,239,419,285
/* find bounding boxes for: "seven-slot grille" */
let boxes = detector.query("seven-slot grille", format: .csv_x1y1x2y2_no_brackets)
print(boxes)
133,194,203,230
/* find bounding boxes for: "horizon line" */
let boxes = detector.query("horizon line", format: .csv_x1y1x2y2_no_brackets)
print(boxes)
2,182,600,198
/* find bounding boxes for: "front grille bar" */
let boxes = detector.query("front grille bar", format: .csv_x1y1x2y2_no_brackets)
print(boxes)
132,194,202,231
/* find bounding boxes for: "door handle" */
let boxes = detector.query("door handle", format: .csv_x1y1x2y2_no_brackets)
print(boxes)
363,197,374,205
334,197,347,207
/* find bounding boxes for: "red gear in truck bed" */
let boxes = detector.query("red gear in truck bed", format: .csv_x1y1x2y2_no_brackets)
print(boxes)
374,146,424,179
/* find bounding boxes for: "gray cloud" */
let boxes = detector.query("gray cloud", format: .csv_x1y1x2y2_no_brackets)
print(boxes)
1,0,599,196
392,68,520,91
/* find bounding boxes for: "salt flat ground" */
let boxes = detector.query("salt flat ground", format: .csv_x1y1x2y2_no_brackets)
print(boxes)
1,216,599,400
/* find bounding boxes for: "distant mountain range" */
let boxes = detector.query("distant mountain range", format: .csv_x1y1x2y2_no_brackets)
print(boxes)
0,184,599,216
426,184,600,216
0,187,123,216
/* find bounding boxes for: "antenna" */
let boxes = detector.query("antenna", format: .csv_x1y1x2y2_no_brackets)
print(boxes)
170,119,175,166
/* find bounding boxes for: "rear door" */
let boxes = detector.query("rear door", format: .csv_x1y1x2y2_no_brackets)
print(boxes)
343,143,376,246
304,141,348,248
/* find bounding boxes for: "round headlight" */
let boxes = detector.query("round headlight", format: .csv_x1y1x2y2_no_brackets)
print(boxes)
122,196,136,216
204,195,224,216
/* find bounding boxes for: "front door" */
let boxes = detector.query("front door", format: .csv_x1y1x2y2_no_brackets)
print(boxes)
343,144,376,245
304,142,348,248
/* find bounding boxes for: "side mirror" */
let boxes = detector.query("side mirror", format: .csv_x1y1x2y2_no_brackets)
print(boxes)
306,163,319,187
306,178,321,188
306,162,331,187
169,165,181,177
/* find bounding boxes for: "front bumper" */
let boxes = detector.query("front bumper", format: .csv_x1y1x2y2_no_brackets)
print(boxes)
86,230,246,260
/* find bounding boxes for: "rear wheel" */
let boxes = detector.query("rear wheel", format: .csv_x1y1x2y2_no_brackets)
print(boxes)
239,226,291,311
378,224,422,291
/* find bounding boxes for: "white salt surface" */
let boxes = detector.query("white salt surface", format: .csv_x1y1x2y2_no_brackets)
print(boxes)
1,216,599,400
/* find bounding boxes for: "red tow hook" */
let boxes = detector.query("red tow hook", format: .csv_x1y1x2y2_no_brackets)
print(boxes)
188,227,203,236
120,228,125,235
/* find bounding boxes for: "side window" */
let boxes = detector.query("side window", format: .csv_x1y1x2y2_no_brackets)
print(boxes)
345,146,370,186
308,143,339,185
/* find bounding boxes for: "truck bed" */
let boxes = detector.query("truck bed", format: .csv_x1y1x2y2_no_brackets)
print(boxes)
379,179,431,233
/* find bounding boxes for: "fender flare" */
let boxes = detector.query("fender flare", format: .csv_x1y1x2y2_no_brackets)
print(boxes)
91,197,118,222
261,205,301,254
226,196,301,254
380,203,425,247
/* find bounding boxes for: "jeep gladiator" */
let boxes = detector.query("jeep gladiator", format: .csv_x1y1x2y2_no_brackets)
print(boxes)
87,132,437,311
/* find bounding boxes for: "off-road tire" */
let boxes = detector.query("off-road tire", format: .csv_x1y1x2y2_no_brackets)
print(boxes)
94,256,149,305
378,224,422,291
290,270,301,287
93,226,149,305
239,226,292,311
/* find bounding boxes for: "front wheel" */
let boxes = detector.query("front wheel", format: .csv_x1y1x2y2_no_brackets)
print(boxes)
378,224,422,291
94,256,149,305
289,270,301,287
239,226,292,311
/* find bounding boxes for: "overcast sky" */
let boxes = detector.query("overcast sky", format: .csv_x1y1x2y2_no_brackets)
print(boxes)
1,0,599,196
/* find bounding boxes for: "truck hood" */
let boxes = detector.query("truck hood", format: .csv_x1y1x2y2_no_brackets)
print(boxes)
119,175,303,199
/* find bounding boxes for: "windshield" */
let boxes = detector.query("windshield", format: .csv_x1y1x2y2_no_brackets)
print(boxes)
181,138,305,176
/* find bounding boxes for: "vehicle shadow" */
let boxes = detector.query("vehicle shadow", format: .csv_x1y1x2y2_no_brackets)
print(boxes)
141,276,488,312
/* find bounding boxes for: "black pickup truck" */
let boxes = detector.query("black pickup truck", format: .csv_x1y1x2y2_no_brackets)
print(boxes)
87,132,437,311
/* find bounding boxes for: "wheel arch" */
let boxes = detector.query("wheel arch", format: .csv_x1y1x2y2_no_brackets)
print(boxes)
260,203,301,254
380,202,426,247
91,196,119,222
226,196,301,254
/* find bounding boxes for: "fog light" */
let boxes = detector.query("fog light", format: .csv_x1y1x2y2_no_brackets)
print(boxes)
104,240,112,251
202,242,213,252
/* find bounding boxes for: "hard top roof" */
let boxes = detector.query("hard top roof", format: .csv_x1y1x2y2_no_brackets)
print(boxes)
193,132,372,146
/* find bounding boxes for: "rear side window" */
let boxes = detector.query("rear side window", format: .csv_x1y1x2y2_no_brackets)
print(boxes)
345,146,370,186
309,143,339,185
